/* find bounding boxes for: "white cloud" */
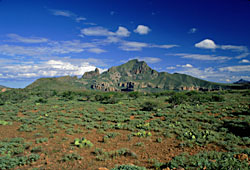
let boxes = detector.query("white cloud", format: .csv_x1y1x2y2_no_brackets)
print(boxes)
7,34,48,43
177,64,193,68
219,65,250,72
195,39,217,49
195,39,248,52
134,25,151,35
110,11,115,15
169,53,231,61
115,26,130,37
239,59,250,63
87,48,106,54
0,59,107,80
81,27,114,36
188,28,197,34
81,26,130,37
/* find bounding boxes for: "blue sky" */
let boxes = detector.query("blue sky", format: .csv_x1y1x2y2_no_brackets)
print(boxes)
0,0,250,88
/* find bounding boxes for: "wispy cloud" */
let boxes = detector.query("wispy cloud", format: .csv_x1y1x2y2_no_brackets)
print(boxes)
49,9,86,22
219,65,250,72
50,9,73,17
188,28,197,34
7,34,48,43
220,45,248,52
121,57,161,64
0,37,105,56
235,53,250,59
168,53,231,61
87,48,106,54
119,41,148,51
120,41,178,51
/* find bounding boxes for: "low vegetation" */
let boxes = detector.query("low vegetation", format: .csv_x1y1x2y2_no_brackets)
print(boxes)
0,88,249,169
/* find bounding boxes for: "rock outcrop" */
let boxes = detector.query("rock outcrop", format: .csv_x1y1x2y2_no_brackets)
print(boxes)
82,68,100,79
91,82,118,91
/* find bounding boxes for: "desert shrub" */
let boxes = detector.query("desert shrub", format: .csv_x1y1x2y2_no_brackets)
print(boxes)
35,138,48,144
167,93,188,105
31,146,42,153
35,98,47,104
0,138,39,169
0,120,12,125
165,151,249,170
141,101,159,111
111,164,146,170
128,91,140,99
73,137,93,148
133,130,152,138
61,153,82,162
61,91,75,101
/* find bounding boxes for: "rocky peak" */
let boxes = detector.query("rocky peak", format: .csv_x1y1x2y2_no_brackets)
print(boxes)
82,68,100,79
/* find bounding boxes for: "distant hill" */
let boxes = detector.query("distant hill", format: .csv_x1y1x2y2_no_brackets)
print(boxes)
0,85,9,92
233,79,250,85
27,59,240,92
0,85,7,89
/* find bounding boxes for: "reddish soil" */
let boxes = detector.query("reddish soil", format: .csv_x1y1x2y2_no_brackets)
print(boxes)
0,122,226,170
98,107,106,112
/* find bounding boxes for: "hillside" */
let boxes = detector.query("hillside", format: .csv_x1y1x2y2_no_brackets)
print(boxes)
27,59,237,92
0,85,7,89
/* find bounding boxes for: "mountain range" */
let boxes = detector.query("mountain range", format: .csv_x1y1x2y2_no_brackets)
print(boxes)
27,59,248,92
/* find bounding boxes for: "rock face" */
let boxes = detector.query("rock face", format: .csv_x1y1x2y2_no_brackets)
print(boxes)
85,59,227,92
91,82,118,91
82,68,100,79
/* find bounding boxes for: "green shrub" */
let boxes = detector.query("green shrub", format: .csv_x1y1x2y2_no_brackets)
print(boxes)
35,98,47,104
141,101,159,111
111,164,146,170
61,153,82,162
35,138,48,144
167,93,188,105
73,137,93,148
165,151,249,169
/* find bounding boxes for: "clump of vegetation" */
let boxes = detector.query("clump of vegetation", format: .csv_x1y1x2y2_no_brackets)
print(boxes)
133,130,152,138
35,138,48,144
73,137,93,148
111,164,146,170
0,120,12,125
61,153,82,162
93,148,137,161
141,101,159,111
165,151,250,170
0,138,39,169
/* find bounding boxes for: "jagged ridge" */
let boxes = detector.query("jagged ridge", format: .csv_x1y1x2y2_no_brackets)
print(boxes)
26,59,239,92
